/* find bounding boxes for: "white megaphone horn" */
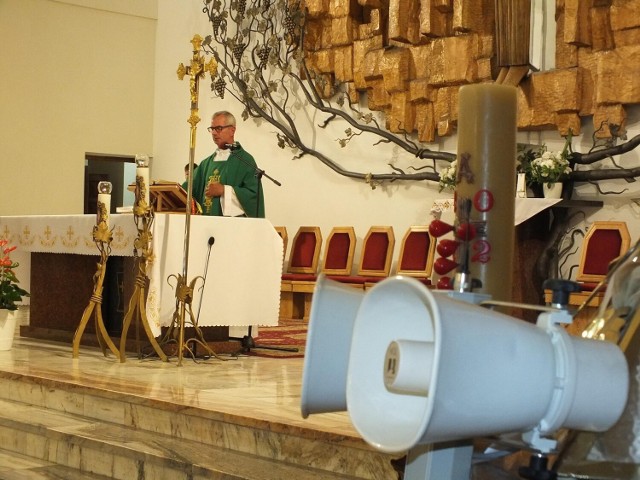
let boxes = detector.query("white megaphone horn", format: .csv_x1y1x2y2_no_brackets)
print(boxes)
344,276,629,454
300,274,365,418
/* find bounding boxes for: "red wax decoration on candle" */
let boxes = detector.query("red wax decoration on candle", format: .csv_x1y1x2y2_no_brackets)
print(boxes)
436,239,460,258
455,223,476,241
429,219,454,238
434,257,458,275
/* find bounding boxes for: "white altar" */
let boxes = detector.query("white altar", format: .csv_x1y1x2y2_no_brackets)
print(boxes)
0,214,283,336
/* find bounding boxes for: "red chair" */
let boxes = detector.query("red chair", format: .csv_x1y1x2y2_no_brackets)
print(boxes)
576,221,630,288
333,226,395,289
544,221,631,312
321,227,357,276
290,227,358,318
280,227,322,319
396,226,436,286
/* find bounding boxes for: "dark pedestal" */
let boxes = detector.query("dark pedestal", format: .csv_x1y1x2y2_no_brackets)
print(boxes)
510,199,603,322
512,211,551,322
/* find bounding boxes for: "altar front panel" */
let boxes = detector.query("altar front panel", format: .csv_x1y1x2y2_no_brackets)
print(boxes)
0,214,283,336
148,214,283,333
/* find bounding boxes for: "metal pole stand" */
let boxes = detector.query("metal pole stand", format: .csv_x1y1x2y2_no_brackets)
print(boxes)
162,34,221,366
72,217,120,358
160,273,223,365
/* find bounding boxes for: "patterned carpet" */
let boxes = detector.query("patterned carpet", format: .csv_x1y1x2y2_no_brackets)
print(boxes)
251,318,307,357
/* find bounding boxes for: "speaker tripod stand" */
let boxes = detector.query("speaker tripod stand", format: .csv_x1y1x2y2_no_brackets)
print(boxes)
230,325,299,354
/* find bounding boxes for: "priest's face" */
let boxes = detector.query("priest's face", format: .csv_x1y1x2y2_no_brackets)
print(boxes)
210,115,236,149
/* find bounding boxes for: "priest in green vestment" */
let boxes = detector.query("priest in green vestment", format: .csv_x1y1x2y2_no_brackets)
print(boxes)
189,111,265,218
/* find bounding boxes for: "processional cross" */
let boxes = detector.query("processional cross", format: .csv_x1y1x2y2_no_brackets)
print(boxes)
161,35,219,366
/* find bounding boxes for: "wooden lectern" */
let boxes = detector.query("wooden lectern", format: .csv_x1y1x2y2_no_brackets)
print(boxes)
128,181,193,213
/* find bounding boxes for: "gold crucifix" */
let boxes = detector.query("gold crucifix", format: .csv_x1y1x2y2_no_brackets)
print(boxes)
163,35,219,366
177,34,218,149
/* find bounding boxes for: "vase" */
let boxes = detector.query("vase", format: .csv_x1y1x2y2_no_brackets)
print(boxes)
528,183,544,198
0,309,17,351
543,182,563,199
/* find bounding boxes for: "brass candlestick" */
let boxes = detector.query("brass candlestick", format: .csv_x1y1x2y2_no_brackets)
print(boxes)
73,182,120,358
163,34,220,366
119,157,167,362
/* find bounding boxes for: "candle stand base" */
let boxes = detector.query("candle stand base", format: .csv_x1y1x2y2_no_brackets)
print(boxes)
160,274,224,366
73,225,120,359
119,207,167,363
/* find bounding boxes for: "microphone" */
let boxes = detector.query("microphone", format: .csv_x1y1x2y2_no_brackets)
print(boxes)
196,235,216,325
224,143,240,151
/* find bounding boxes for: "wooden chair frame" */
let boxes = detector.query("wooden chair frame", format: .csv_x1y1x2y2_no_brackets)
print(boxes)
286,226,323,275
357,226,395,277
576,221,630,284
321,227,357,276
396,225,436,278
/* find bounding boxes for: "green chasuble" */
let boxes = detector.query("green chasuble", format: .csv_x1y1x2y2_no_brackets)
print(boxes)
190,145,265,218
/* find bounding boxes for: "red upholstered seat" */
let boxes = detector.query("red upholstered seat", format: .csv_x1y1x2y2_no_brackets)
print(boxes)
286,227,356,285
576,221,630,291
287,228,322,275
322,228,357,275
544,222,630,312
396,226,436,285
331,226,395,288
279,227,323,319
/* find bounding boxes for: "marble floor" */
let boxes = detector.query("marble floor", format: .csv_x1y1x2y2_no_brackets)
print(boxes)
0,307,530,479
2,307,356,436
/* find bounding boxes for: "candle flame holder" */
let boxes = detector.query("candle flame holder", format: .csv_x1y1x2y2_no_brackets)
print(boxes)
118,172,168,362
72,199,120,358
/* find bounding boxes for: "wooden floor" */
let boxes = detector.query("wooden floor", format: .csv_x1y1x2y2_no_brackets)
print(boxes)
0,307,531,479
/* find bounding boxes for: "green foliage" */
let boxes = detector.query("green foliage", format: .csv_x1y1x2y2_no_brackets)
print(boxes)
0,240,29,311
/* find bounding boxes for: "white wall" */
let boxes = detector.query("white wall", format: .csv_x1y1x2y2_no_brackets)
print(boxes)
3,0,638,279
153,0,640,275
0,0,157,215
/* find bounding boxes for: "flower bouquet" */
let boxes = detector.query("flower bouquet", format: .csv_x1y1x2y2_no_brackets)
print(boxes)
526,147,572,188
0,239,29,311
438,160,457,192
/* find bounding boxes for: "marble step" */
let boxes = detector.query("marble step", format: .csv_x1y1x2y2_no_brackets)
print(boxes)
0,371,398,479
0,397,371,480
0,447,115,479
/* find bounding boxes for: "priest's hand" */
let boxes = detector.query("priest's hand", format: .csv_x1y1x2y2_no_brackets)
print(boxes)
206,182,225,197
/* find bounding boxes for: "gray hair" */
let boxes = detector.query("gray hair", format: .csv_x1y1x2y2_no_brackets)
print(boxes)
212,111,236,127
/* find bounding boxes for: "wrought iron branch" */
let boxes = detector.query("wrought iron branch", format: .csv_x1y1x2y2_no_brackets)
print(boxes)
201,0,640,190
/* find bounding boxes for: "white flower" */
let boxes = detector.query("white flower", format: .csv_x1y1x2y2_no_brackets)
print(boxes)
528,148,572,186
438,160,457,192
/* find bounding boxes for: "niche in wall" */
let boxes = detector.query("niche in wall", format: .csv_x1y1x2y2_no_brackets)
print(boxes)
84,153,136,214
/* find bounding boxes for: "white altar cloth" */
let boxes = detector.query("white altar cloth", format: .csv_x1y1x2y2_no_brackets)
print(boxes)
0,214,283,335
148,214,283,332
431,198,561,225
0,214,138,256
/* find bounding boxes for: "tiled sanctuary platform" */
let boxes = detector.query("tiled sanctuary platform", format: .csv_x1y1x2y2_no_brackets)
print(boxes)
0,308,524,479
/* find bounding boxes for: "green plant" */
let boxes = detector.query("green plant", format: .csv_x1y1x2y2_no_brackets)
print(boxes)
0,239,29,311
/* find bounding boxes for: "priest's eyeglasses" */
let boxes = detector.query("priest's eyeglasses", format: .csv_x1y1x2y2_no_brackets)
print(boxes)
208,125,232,133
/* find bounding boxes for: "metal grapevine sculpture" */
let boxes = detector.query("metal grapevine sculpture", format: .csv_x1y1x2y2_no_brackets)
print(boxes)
199,0,640,194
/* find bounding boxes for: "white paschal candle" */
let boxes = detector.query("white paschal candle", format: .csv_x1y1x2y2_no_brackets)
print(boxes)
98,193,111,228
455,83,517,302
136,166,150,207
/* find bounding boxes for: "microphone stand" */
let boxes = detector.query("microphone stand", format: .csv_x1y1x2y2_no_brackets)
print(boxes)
226,144,298,354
